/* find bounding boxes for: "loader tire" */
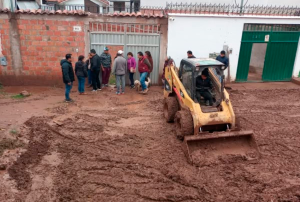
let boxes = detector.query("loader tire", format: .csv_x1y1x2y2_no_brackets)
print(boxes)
175,110,194,140
164,97,179,123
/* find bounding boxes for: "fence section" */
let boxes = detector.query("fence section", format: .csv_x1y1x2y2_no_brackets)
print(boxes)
165,2,300,16
90,23,161,84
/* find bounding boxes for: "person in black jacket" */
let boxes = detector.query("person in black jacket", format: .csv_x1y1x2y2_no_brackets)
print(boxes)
90,49,102,92
187,50,196,58
196,73,214,106
85,53,93,87
75,55,88,95
216,50,229,68
61,54,75,102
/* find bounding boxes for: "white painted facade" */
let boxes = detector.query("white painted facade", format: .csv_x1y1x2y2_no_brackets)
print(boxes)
61,0,85,5
60,0,108,5
167,14,300,81
141,0,300,7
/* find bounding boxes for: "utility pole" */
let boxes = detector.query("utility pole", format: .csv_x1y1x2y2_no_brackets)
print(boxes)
240,0,244,14
9,0,14,12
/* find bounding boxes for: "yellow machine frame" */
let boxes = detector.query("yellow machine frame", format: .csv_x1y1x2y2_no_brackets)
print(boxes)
164,62,236,135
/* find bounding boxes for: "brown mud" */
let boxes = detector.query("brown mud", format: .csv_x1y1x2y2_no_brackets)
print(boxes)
1,84,300,201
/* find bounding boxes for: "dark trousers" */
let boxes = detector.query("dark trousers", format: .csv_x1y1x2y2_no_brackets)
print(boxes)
88,69,92,85
129,72,134,86
92,70,101,90
102,68,111,85
146,72,151,87
196,90,213,106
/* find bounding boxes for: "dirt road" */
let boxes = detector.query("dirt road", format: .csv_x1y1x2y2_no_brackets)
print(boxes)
1,83,300,202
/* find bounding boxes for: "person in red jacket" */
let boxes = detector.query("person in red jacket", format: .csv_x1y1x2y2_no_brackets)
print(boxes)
137,52,151,94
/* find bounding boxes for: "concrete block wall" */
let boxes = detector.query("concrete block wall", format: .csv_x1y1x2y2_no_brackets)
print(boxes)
0,16,86,86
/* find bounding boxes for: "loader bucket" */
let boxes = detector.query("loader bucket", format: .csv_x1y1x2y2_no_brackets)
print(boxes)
182,130,260,166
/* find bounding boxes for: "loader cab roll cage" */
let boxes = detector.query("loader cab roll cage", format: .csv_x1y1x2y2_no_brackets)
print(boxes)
178,58,227,102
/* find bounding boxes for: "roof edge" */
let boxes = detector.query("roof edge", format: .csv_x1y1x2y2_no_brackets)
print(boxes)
0,9,167,18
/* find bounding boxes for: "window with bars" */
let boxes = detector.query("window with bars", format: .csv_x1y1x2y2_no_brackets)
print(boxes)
90,22,160,34
244,24,300,32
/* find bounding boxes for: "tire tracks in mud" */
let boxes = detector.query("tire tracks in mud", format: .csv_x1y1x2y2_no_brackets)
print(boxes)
8,117,52,191
2,98,196,202
5,87,300,202
46,105,204,202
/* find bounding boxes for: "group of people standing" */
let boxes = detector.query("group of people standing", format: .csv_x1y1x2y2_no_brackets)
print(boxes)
61,47,154,102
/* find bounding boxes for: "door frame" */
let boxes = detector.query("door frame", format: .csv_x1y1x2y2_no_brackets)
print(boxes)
236,24,300,82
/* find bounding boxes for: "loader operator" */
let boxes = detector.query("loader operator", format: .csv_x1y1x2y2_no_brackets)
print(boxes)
196,73,214,106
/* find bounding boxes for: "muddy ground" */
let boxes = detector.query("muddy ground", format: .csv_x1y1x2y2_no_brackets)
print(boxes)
1,83,300,202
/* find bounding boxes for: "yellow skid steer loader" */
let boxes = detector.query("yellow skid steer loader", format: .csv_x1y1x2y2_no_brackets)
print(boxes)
163,58,259,165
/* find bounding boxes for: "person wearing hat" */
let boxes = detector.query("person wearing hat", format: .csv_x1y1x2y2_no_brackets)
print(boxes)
100,47,112,87
90,49,102,92
112,50,127,95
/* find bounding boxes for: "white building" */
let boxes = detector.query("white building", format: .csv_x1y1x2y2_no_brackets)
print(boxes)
167,12,300,82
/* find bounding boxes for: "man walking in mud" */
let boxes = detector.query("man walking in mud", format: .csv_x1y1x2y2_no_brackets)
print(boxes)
61,54,75,102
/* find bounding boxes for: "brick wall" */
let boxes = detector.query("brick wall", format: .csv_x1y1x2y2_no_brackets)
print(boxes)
0,19,12,76
0,17,86,86
0,14,168,86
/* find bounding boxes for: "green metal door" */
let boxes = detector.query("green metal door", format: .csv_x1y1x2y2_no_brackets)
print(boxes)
236,24,300,82
236,30,270,82
235,42,253,82
262,32,300,81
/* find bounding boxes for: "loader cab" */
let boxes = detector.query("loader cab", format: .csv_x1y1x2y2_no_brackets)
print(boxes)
179,58,226,111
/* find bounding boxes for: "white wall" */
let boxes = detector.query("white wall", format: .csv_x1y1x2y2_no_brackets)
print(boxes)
61,0,109,5
167,14,300,81
61,0,84,5
293,36,300,78
3,0,16,10
141,0,300,7
249,43,267,69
